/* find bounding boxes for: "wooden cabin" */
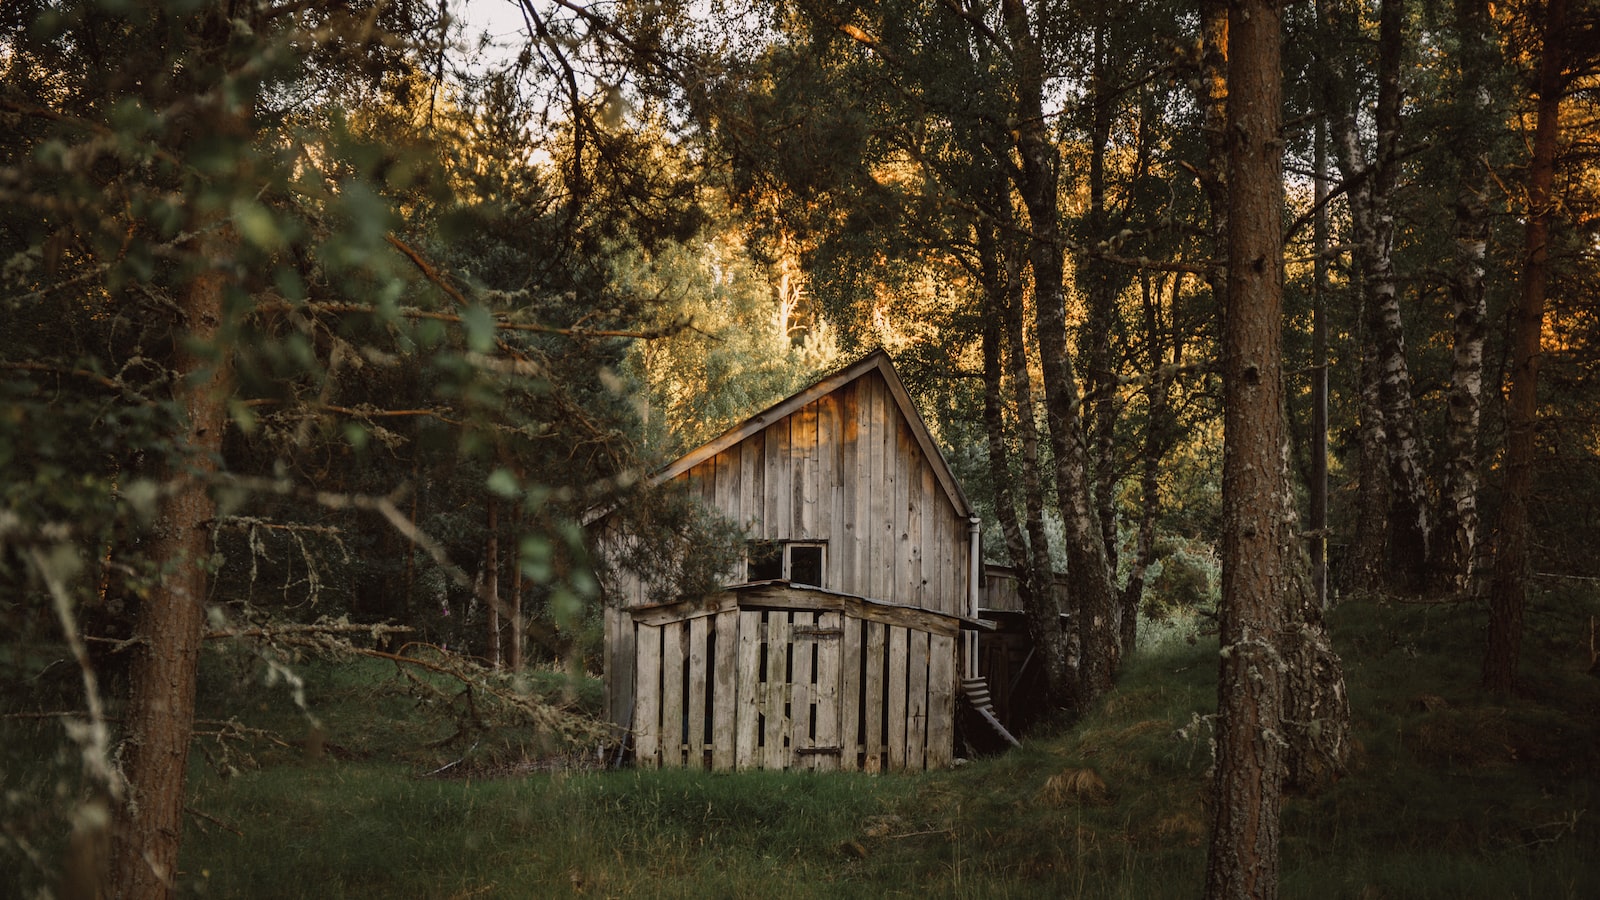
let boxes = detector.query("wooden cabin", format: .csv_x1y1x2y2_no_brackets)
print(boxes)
594,350,986,772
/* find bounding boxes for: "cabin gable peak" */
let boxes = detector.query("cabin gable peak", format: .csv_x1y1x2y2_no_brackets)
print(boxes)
655,349,971,518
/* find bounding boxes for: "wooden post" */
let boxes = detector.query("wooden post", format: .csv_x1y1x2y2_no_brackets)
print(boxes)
635,624,662,768
736,610,763,770
688,616,709,769
712,609,739,770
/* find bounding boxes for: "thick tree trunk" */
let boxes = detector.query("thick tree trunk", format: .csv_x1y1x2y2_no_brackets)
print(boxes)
110,229,231,899
1206,0,1288,893
1485,0,1566,694
1002,0,1119,708
1430,0,1494,595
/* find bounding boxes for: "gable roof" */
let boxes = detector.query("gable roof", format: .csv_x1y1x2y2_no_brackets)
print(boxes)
655,349,973,518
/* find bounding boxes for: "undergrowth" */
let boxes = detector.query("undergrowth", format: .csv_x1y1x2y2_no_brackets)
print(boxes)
8,588,1600,898
172,588,1600,897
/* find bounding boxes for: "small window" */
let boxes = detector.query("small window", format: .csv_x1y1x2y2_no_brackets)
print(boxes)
747,540,783,581
788,544,824,587
743,540,827,587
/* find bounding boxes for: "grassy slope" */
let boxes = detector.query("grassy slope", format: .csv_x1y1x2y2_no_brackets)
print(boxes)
169,591,1600,898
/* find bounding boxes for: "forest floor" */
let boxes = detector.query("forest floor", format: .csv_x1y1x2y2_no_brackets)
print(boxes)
10,588,1600,898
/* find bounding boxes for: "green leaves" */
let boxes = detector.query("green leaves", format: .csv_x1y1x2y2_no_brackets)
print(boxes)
462,305,497,355
486,467,520,499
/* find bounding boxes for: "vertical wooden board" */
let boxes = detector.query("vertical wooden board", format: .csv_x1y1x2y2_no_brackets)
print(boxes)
742,433,763,533
687,616,709,770
886,625,909,770
604,606,635,727
915,451,928,605
851,383,872,598
864,620,887,770
789,611,814,768
813,610,842,772
712,609,739,771
660,621,686,768
920,465,939,611
770,416,791,540
685,460,707,512
838,384,860,593
763,423,779,539
940,506,953,614
725,446,743,528
816,392,839,582
864,376,876,595
925,633,955,769
837,614,862,771
945,507,961,617
735,610,763,770
881,381,900,602
804,401,822,539
904,629,929,771
712,449,735,560
762,613,791,770
889,419,915,605
634,623,661,768
867,377,894,601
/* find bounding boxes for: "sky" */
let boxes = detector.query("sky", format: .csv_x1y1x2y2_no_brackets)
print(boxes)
453,0,533,70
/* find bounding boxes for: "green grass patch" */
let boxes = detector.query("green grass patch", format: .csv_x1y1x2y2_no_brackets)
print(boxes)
8,589,1600,897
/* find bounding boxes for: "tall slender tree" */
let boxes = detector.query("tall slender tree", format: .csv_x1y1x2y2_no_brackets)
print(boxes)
1428,0,1498,594
1484,0,1570,694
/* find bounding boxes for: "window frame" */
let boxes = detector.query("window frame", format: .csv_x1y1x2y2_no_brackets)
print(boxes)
743,539,827,588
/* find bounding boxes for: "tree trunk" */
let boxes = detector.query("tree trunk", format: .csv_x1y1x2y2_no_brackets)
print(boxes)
1430,0,1494,595
110,227,232,899
1344,329,1391,593
1082,14,1124,623
1331,0,1430,591
1485,0,1566,695
487,496,502,669
1002,0,1119,708
510,500,525,672
978,204,1077,710
1121,273,1178,655
1310,117,1330,609
1205,0,1288,893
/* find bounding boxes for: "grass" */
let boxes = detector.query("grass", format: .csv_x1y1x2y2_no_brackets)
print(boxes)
7,588,1600,898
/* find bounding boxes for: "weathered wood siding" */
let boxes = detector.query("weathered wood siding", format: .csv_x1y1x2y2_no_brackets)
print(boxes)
979,565,1071,613
625,587,958,771
599,358,972,770
604,371,969,615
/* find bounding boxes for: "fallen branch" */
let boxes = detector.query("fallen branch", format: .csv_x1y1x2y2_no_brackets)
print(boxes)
184,805,244,837
203,622,413,641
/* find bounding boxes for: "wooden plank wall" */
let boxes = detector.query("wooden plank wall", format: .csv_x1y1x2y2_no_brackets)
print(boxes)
629,608,957,771
602,369,972,742
979,565,1072,614
609,372,969,618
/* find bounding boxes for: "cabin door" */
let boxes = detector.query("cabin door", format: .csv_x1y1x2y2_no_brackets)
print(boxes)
747,609,844,770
